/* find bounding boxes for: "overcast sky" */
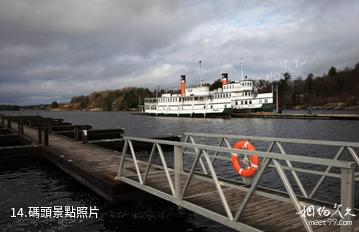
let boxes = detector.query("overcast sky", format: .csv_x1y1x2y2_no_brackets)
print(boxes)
1,0,359,105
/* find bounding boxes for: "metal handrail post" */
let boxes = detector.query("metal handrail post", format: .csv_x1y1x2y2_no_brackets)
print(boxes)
276,141,308,198
129,140,143,184
180,149,203,200
340,164,355,232
156,144,175,196
234,142,275,220
309,146,345,199
143,143,156,185
174,145,184,199
116,139,128,178
189,136,208,174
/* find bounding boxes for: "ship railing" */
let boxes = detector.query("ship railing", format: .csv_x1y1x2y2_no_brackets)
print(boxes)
116,135,356,232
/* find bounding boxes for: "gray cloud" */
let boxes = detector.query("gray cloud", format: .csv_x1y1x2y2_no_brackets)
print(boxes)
0,0,359,105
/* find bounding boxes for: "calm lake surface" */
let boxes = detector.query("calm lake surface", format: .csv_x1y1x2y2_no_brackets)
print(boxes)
1,110,359,231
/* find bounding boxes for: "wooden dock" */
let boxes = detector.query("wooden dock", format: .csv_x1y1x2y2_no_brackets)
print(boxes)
232,112,359,120
1,114,358,232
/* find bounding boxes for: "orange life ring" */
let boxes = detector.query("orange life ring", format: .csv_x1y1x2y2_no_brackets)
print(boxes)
231,140,260,177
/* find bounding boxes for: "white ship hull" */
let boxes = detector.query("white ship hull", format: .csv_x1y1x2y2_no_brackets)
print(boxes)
145,97,232,118
143,72,273,117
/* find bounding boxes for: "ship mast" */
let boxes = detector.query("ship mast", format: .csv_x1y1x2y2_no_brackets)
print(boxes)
199,60,203,86
240,57,244,80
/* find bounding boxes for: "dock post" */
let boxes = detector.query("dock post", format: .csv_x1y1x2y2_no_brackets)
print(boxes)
340,165,354,232
74,127,79,141
48,121,52,134
82,130,88,144
44,124,49,146
7,117,12,129
20,120,24,134
174,145,183,199
38,127,42,144
17,119,21,133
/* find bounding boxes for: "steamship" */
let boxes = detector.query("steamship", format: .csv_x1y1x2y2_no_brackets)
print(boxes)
144,75,232,118
221,73,274,112
143,73,273,118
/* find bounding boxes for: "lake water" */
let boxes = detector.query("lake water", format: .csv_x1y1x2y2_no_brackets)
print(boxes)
1,110,359,231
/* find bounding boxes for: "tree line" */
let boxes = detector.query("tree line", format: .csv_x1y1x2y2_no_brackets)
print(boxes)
68,62,359,111
274,63,359,108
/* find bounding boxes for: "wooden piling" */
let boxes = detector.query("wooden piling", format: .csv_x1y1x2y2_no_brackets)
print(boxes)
74,127,79,141
20,120,24,135
82,130,88,144
38,127,42,144
44,124,49,146
7,117,11,129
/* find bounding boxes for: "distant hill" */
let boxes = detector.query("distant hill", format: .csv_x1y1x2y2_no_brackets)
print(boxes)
66,87,162,111
0,104,20,111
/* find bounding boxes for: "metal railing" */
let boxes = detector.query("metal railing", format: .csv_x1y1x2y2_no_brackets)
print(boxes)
184,132,359,199
116,135,357,232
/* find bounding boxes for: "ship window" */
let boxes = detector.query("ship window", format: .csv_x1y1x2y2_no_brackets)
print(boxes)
265,99,268,103
245,100,247,104
249,100,252,104
241,101,243,105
